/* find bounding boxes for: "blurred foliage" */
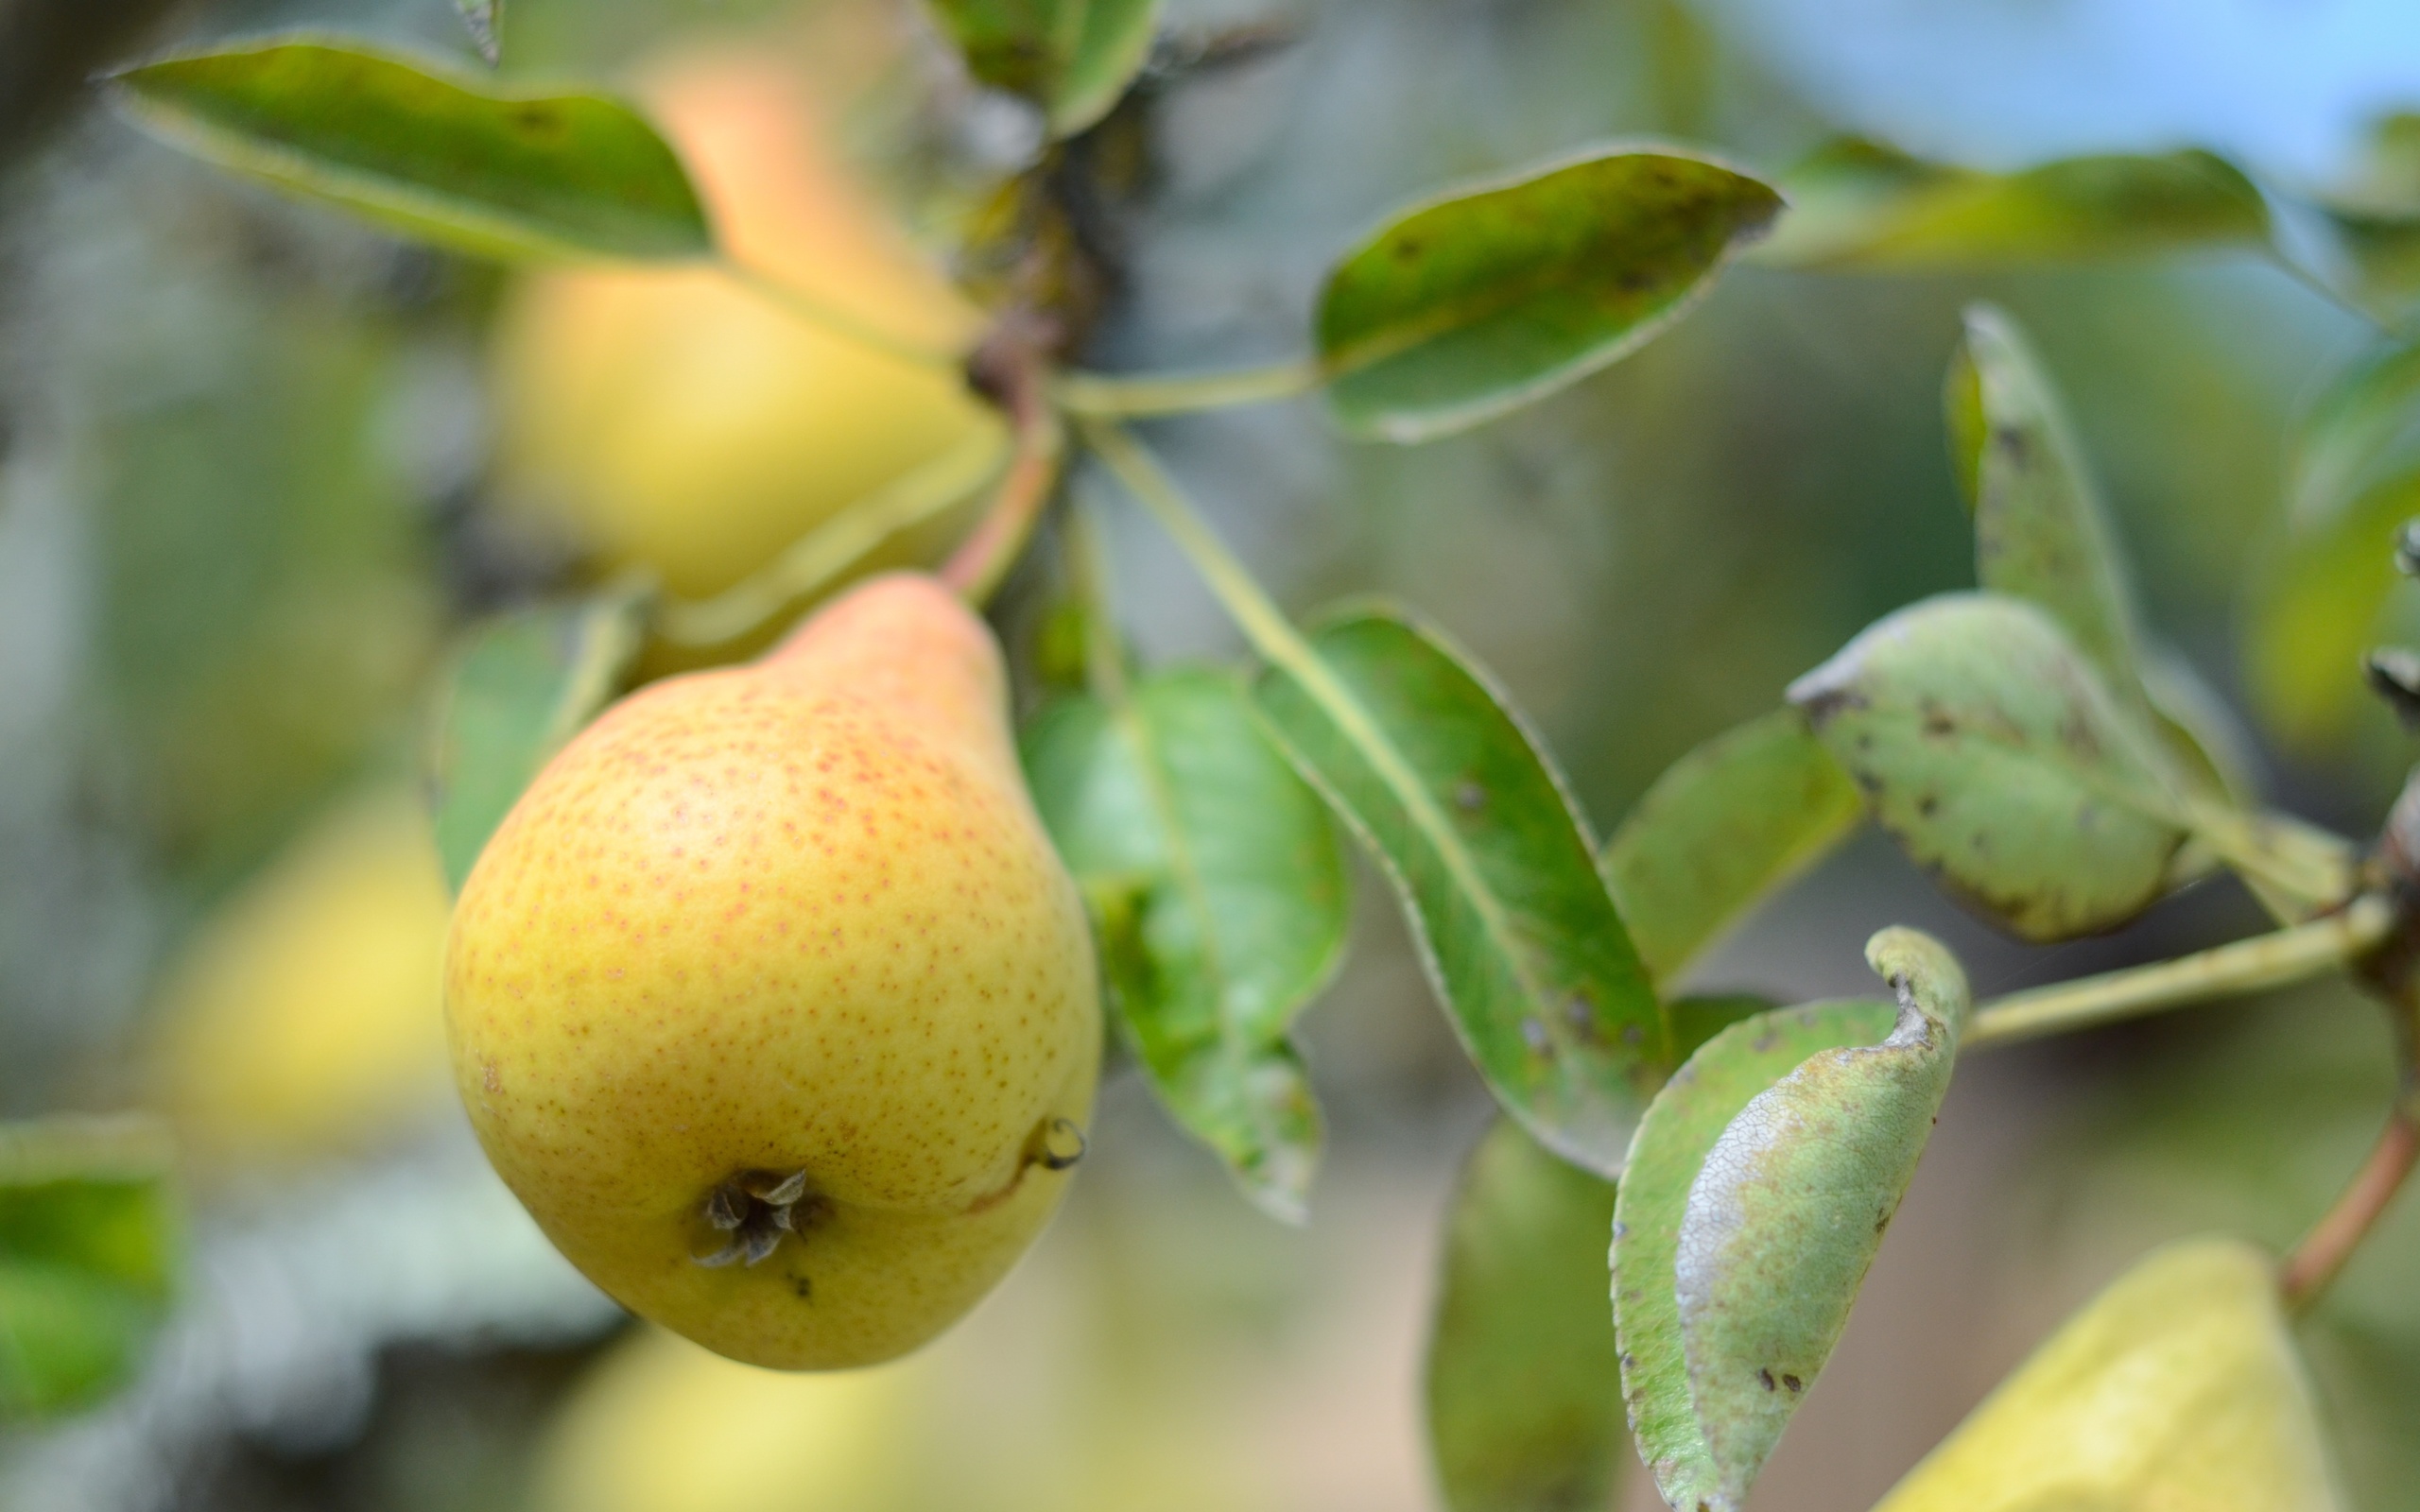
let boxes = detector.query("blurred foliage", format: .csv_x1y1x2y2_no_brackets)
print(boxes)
2,0,2419,1506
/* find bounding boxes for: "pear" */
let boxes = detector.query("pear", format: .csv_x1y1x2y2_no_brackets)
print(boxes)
445,574,1100,1369
147,785,452,1165
1873,1238,2344,1512
489,43,997,602
528,1326,930,1512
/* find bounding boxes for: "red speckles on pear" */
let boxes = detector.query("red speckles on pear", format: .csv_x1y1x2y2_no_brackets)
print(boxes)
443,571,1099,1353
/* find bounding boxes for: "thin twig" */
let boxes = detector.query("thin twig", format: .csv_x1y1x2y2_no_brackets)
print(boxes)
1053,358,1324,419
2279,1110,2420,1313
938,328,1064,605
1966,893,2395,1049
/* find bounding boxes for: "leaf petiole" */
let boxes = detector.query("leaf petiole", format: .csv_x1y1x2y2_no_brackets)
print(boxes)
720,259,972,369
1053,359,1326,419
1966,892,2395,1049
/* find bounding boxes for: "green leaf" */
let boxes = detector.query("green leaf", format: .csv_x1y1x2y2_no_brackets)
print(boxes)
110,38,712,263
1672,930,1968,1508
1316,147,1784,441
426,582,651,896
1252,608,1667,1175
456,0,501,64
1756,138,2271,269
1947,304,2153,719
1602,710,1862,985
2288,338,2420,528
1789,593,2187,942
1425,1118,1624,1512
0,1117,178,1419
1023,667,1348,1220
1613,997,1901,1512
2247,468,2420,753
2312,116,2420,324
925,0,1162,138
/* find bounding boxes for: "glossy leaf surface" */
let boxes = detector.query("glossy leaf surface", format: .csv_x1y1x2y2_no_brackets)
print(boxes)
1673,930,1967,1508
426,583,650,895
1024,668,1347,1220
1873,1239,2343,1512
1758,138,2270,268
1789,593,2187,941
1253,609,1667,1175
0,1117,177,1418
111,39,712,263
1613,997,1899,1511
1425,1118,1623,1512
1602,710,1861,985
925,0,1161,137
1316,148,1783,441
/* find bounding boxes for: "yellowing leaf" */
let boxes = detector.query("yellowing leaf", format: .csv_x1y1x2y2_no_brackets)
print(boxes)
1874,1238,2344,1512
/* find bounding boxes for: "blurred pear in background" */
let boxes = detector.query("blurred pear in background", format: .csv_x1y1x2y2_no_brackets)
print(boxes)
144,784,452,1167
487,33,998,603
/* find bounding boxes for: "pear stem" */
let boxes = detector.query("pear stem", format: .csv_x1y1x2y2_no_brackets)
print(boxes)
1964,895,2396,1050
1053,358,1325,419
2279,1109,2420,1312
939,326,1065,605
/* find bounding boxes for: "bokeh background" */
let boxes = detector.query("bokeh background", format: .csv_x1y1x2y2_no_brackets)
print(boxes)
5,0,2420,1508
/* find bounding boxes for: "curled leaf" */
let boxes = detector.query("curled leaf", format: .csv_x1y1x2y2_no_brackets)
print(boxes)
1613,997,1898,1511
1671,929,1968,1507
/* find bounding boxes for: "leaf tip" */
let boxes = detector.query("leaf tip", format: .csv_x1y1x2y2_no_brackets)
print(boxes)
1862,927,1969,1026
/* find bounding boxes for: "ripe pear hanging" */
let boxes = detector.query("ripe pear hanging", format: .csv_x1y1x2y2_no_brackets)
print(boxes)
445,574,1100,1369
1872,1238,2344,1512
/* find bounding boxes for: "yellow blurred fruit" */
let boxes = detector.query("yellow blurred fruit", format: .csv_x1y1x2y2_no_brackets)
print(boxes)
1873,1238,2343,1512
489,44,998,602
446,576,1099,1369
529,1326,927,1512
147,786,453,1164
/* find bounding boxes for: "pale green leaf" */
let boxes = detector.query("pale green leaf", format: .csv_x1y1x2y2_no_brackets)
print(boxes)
426,582,651,896
2246,468,2420,753
0,1117,178,1419
1789,593,2187,942
1757,138,2270,269
925,0,1162,137
1613,998,1901,1512
1948,303,2153,721
1317,147,1784,441
1603,710,1861,985
1673,930,1969,1508
1425,1118,1623,1512
110,38,712,263
1252,608,1668,1175
1023,668,1347,1220
2288,338,2420,528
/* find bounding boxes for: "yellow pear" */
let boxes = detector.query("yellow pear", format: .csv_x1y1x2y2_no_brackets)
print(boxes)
147,785,453,1165
445,574,1100,1369
1873,1238,2344,1512
528,1326,928,1512
488,44,997,602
